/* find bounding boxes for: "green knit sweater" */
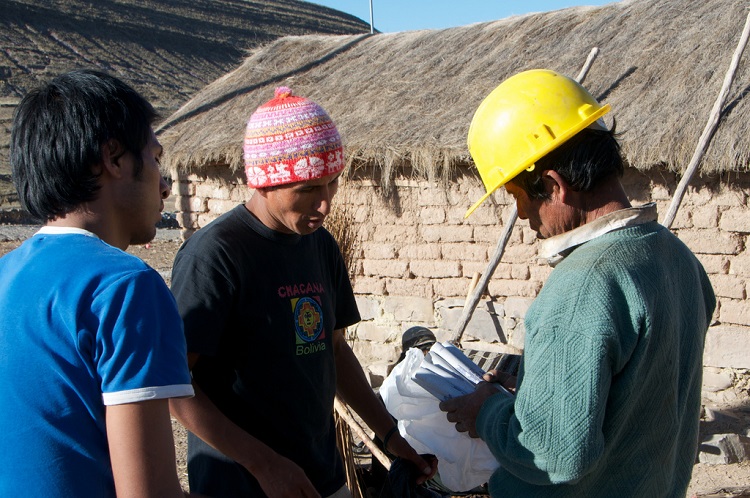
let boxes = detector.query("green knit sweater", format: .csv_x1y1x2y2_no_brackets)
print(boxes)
476,221,715,497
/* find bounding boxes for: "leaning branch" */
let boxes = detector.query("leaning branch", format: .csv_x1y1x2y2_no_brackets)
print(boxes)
333,397,392,470
661,12,750,229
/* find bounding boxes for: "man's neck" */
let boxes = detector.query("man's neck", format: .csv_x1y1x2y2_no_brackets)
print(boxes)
579,177,632,226
47,208,126,250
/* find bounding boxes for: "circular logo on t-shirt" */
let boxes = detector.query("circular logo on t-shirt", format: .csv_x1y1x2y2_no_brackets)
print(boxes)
294,297,324,342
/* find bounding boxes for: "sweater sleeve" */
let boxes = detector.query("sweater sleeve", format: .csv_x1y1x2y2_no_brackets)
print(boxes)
476,327,612,485
476,256,632,485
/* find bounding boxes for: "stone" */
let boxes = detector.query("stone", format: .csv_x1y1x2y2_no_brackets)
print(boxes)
382,296,435,323
354,296,382,321
504,296,533,319
409,260,461,278
718,300,750,328
710,274,746,300
507,320,526,351
698,434,750,465
702,368,734,392
704,326,750,368
366,361,393,389
435,299,506,343
351,321,396,343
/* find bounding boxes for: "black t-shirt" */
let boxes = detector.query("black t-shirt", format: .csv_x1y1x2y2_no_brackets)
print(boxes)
172,204,361,496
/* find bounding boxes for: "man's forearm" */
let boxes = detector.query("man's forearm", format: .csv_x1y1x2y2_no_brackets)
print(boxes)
332,330,395,438
169,382,320,497
169,382,271,473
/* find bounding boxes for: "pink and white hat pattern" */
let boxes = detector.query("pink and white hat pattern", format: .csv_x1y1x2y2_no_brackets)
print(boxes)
243,86,344,188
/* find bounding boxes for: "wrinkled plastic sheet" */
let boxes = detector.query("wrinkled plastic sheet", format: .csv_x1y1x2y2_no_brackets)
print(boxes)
380,348,500,492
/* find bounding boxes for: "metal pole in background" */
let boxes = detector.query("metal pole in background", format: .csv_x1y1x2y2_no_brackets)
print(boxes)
369,0,374,33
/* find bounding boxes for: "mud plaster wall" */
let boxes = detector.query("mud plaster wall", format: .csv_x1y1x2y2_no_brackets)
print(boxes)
172,165,750,388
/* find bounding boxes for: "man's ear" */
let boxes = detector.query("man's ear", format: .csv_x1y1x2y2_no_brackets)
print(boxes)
99,139,125,179
542,170,574,203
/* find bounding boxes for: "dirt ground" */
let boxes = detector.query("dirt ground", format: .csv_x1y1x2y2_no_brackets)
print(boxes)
1,235,749,496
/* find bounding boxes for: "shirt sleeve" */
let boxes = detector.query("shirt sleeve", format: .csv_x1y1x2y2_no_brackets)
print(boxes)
91,268,193,405
171,247,235,356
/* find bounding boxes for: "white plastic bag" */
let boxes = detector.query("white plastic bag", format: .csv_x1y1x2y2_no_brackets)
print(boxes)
380,348,500,492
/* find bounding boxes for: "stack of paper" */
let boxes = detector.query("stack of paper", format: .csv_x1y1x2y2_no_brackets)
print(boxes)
411,342,513,401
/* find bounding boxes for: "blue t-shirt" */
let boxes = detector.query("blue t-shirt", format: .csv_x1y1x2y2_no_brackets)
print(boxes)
0,228,193,497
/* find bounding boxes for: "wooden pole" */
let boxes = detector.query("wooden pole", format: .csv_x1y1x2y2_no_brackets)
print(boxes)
464,272,481,307
576,47,600,84
368,0,374,34
449,208,517,344
450,47,601,346
661,12,750,229
333,397,392,470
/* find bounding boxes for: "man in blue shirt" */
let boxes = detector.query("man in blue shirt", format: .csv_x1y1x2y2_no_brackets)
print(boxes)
0,69,197,497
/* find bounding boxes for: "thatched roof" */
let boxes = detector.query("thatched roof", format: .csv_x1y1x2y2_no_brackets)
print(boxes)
0,0,370,207
159,0,750,183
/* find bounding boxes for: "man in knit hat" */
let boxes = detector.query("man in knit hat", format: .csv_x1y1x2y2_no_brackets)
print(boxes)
170,87,436,498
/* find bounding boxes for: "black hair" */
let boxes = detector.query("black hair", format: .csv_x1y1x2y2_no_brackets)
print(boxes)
511,123,624,200
10,69,158,221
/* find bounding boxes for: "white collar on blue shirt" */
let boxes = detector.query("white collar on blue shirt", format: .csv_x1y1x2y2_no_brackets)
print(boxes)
36,226,99,238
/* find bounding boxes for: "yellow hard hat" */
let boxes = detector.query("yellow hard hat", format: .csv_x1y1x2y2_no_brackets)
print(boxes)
465,69,611,217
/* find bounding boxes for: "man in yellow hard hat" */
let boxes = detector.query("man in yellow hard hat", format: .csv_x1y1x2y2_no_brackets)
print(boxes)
440,69,716,497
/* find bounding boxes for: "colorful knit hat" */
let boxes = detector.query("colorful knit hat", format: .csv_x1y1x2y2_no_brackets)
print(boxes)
243,86,344,188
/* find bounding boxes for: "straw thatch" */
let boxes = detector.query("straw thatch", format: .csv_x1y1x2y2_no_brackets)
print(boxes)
159,0,750,186
0,0,370,207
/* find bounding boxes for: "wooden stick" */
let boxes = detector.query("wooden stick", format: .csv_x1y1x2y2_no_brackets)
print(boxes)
449,208,517,345
463,272,481,308
450,47,600,346
662,12,750,229
334,411,364,498
333,397,392,470
576,47,600,84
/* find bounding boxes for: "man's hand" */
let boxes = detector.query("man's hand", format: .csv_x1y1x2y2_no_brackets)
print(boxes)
483,369,517,393
385,433,439,484
253,452,320,498
331,329,438,483
439,382,501,438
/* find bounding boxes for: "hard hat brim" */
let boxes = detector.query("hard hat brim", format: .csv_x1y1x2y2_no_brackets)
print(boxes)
464,103,611,219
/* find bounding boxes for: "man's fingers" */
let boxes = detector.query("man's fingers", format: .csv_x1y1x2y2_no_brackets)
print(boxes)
483,369,499,382
438,397,460,412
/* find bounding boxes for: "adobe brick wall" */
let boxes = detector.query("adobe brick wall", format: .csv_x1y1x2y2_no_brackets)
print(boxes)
172,164,750,388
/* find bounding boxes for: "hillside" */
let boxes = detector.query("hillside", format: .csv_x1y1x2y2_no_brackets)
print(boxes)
0,0,370,208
